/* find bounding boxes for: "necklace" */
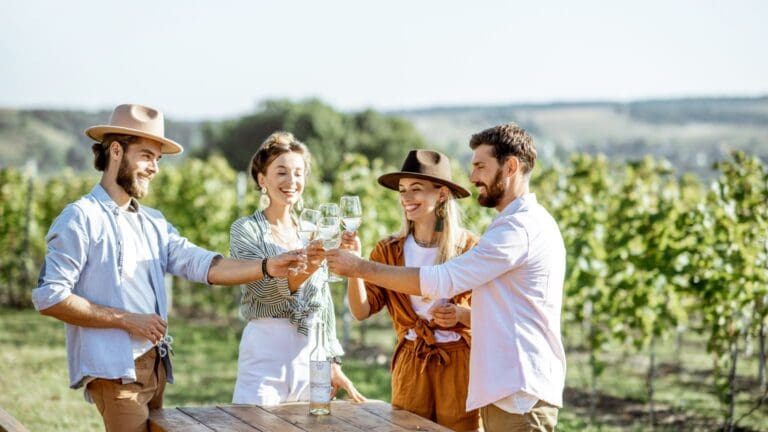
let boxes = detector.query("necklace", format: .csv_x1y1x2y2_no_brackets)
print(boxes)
268,219,298,249
413,236,438,248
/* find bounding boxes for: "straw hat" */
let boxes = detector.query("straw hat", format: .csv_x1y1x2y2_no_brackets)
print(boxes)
85,104,183,154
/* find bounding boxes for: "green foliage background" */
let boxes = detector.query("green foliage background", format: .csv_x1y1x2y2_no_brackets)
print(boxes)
2,100,768,429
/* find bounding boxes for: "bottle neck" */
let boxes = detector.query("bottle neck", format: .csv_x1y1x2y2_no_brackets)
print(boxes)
314,321,325,350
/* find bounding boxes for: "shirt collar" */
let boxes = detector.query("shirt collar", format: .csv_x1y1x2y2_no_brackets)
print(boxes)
497,192,537,218
90,184,141,214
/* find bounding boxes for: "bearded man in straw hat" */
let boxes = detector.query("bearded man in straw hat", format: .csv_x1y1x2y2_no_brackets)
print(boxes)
325,124,566,432
32,104,305,432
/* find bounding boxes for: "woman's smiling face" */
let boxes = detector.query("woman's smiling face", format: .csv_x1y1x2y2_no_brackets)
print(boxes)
259,151,306,207
398,178,445,223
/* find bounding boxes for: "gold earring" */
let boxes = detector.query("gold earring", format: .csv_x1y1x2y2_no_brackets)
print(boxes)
434,200,446,232
260,187,271,209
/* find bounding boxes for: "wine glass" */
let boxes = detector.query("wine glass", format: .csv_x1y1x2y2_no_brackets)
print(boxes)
317,216,341,250
298,209,321,274
340,196,362,232
298,209,321,247
318,203,343,283
318,203,340,219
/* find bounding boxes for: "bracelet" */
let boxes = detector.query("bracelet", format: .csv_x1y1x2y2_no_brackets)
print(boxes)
262,257,273,279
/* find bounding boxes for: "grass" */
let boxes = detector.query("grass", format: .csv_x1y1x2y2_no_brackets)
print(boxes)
0,308,393,432
2,308,768,431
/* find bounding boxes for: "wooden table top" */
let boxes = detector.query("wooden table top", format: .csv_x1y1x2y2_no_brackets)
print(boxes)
149,400,453,431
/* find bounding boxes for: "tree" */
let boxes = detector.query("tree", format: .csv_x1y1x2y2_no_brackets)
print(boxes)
200,99,426,183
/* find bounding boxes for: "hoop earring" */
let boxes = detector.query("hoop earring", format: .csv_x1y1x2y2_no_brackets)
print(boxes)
434,201,446,233
259,187,271,209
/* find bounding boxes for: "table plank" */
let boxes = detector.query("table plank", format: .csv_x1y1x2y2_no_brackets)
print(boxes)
179,407,261,432
221,405,305,432
150,402,454,431
148,408,213,432
261,403,366,432
330,402,414,432
360,401,454,432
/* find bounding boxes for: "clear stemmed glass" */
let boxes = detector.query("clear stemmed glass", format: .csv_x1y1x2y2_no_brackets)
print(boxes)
318,203,340,219
317,203,343,283
297,209,321,273
318,216,341,250
339,196,362,233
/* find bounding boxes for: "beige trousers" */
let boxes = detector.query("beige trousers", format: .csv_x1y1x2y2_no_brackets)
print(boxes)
87,348,167,432
480,400,559,432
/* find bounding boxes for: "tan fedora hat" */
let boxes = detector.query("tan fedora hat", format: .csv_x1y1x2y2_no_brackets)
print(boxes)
84,104,183,154
378,150,470,198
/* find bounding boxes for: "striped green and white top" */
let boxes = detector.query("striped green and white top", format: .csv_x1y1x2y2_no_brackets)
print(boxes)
229,211,343,356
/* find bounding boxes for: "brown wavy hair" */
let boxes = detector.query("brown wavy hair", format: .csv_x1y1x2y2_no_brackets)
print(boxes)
249,131,311,187
91,134,140,171
469,123,536,175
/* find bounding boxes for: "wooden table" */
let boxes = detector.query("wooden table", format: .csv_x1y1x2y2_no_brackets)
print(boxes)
149,400,453,431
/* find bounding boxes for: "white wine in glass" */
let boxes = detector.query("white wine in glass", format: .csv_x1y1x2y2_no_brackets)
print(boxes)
340,195,362,232
318,203,343,282
298,209,321,247
297,209,321,274
318,217,341,249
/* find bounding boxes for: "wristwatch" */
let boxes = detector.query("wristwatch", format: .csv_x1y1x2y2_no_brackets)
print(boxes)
331,356,343,367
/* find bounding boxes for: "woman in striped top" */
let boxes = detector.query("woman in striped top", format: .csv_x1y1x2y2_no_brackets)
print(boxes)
230,131,365,406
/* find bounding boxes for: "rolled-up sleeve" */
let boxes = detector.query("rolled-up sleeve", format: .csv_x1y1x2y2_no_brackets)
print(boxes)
420,220,529,299
363,241,390,315
32,205,88,310
166,223,220,284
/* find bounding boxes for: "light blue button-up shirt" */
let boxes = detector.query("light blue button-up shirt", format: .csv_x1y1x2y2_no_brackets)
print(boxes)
32,184,219,389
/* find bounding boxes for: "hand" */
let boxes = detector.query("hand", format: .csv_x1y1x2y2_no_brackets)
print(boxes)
122,312,167,345
431,303,461,328
305,240,326,268
331,363,367,403
339,231,361,256
325,248,364,277
267,250,307,278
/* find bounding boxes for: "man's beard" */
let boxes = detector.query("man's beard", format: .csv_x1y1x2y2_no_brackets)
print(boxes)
116,156,148,199
476,169,505,208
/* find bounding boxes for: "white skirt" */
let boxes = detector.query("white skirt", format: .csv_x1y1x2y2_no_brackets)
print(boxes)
232,317,315,406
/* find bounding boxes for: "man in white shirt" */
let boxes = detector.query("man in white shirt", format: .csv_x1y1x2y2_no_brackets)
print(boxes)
326,123,565,432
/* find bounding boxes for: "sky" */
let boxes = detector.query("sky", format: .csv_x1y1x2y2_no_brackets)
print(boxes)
1,0,766,120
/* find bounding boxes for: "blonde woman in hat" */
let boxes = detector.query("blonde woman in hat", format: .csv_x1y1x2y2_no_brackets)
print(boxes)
339,150,480,431
32,104,305,432
229,131,366,406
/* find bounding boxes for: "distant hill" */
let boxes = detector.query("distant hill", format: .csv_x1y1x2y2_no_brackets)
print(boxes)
395,96,768,177
2,96,767,178
0,108,203,174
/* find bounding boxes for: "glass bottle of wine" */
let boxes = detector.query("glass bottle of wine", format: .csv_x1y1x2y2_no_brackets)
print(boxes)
309,321,331,415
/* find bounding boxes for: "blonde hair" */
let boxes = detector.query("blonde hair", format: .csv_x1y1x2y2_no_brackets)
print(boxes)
394,184,469,264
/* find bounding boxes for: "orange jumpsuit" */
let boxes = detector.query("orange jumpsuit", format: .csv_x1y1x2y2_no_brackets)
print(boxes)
365,235,480,431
